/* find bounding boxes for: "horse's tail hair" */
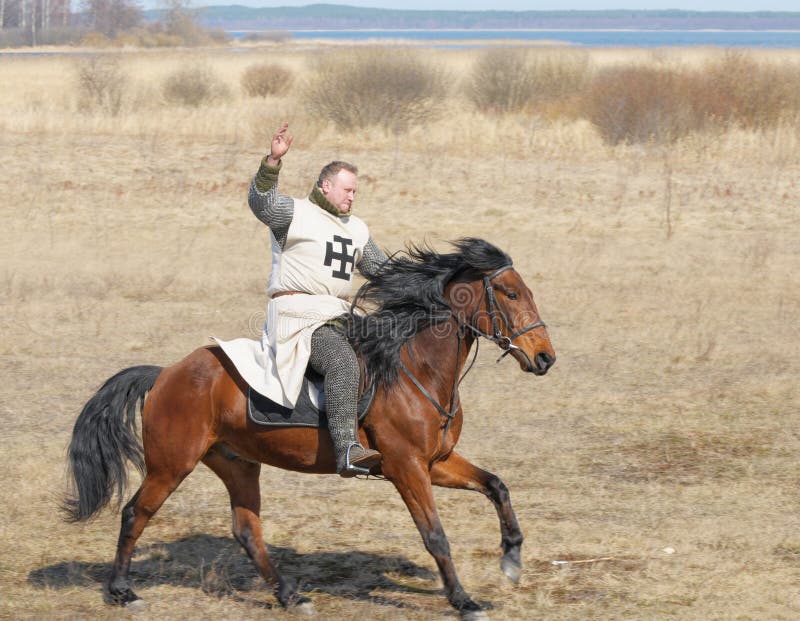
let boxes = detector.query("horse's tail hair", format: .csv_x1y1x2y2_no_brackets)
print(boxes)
62,364,163,523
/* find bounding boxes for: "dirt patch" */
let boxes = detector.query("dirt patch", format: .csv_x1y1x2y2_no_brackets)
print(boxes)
583,429,774,485
773,542,800,564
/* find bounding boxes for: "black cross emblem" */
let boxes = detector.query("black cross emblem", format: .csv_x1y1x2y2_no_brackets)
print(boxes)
324,235,355,280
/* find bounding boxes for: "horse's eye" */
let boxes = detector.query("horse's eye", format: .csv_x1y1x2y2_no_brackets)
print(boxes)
508,292,518,300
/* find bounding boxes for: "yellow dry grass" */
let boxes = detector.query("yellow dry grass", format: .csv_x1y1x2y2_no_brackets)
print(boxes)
1,43,799,620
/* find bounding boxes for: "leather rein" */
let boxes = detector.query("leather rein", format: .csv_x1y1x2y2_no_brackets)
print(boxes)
398,265,546,448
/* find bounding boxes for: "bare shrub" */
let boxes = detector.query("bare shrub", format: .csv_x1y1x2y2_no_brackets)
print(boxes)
304,49,448,133
465,47,537,113
690,51,800,129
580,52,800,144
466,48,591,115
241,63,294,98
205,29,231,45
240,31,292,43
139,30,184,48
529,51,592,115
581,65,702,145
162,65,230,107
75,56,127,116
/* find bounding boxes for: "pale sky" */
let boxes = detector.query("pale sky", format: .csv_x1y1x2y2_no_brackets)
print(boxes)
170,1,800,11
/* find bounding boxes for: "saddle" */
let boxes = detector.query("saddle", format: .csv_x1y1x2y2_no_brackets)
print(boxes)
247,368,376,428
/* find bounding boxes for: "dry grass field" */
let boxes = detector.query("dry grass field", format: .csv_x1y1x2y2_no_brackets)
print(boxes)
1,43,799,620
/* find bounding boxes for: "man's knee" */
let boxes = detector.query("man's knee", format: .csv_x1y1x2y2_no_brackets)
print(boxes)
309,324,358,377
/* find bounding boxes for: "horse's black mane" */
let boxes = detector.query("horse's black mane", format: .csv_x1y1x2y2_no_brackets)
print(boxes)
346,238,511,387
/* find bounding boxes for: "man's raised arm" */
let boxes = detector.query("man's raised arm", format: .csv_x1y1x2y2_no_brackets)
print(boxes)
248,123,295,246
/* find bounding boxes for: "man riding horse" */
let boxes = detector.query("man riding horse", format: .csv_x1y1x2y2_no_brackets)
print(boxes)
248,123,384,476
65,203,557,615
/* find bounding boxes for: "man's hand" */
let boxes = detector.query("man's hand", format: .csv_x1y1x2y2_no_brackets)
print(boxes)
267,123,293,166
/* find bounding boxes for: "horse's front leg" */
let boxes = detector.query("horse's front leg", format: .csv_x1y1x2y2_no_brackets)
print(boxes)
383,457,487,620
430,451,523,584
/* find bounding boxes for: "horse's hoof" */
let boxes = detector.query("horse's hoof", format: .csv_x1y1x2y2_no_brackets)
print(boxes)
461,610,489,621
124,598,147,612
105,585,141,608
501,556,521,584
290,601,315,616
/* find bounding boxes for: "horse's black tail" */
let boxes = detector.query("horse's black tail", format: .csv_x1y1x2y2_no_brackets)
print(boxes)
62,365,163,523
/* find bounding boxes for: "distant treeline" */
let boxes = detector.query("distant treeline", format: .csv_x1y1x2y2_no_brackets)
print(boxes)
160,6,800,31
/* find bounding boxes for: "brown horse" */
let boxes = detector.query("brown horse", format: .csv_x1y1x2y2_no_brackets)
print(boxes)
63,238,555,620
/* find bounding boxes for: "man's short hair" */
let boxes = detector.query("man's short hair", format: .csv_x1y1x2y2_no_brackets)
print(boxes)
317,161,358,188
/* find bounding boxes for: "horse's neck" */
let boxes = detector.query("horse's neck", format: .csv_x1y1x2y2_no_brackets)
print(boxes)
406,320,474,394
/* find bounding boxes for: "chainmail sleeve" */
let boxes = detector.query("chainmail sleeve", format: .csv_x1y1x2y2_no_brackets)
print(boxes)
248,156,294,248
357,237,389,279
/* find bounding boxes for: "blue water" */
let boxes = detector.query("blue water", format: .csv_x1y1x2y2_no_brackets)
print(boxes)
231,29,800,48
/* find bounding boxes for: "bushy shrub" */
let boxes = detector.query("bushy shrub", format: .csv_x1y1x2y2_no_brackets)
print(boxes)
304,49,448,133
581,65,703,145
79,31,113,48
241,63,294,98
75,56,127,116
114,32,144,48
465,48,591,114
138,30,184,48
162,65,230,107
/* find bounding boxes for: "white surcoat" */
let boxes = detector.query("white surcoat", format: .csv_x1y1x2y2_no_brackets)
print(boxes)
267,197,369,298
260,198,370,407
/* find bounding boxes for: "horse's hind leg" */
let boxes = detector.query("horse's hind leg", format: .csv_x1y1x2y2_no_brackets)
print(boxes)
430,451,523,584
107,471,191,607
201,446,313,613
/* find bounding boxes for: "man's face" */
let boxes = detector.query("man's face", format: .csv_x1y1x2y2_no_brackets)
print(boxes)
321,169,357,214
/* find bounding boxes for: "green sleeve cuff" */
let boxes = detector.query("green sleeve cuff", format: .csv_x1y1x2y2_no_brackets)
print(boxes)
254,157,282,193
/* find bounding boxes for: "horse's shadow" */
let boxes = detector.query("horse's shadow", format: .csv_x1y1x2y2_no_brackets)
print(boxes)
28,534,440,610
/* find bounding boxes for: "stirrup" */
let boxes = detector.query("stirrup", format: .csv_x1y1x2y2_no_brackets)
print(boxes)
341,442,371,477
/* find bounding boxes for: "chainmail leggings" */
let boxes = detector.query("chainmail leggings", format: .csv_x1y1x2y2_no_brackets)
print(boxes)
308,324,360,465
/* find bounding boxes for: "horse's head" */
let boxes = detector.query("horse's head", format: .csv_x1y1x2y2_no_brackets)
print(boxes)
448,265,556,375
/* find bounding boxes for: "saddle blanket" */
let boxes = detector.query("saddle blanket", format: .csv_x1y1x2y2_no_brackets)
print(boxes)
212,336,374,428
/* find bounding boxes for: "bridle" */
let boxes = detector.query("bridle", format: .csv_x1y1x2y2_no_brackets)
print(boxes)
398,264,547,452
458,265,547,368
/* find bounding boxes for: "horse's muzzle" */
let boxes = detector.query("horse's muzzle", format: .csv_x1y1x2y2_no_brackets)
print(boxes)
511,349,555,375
531,351,555,375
